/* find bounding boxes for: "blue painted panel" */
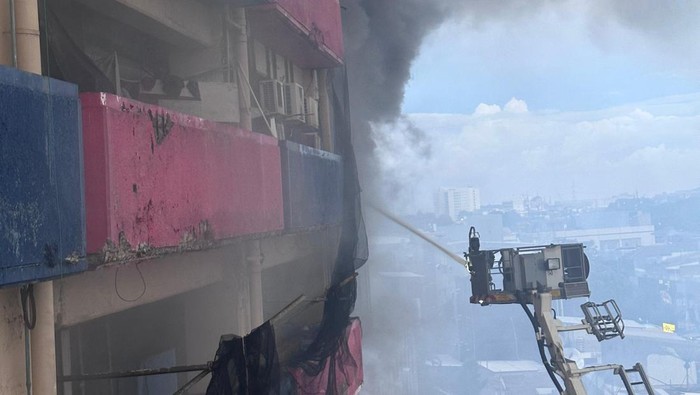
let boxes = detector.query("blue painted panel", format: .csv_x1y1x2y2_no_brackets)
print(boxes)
0,65,86,287
280,141,343,230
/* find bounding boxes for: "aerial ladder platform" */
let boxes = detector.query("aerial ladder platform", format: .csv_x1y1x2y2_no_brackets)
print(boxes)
465,227,654,395
370,206,655,394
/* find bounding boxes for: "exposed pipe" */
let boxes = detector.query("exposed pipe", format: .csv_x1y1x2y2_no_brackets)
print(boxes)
318,69,333,152
224,5,231,83
20,284,35,395
9,0,17,67
24,326,31,395
58,363,211,382
233,7,252,130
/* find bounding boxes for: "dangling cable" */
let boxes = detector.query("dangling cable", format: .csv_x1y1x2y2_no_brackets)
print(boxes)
20,284,37,330
521,303,564,394
114,263,147,302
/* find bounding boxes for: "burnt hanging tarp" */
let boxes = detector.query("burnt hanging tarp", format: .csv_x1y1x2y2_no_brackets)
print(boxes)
285,65,368,394
39,6,115,93
290,317,363,394
204,64,368,395
330,65,369,281
206,321,280,395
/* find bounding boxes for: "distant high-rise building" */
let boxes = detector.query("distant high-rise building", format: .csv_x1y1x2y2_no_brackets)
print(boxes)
435,187,481,220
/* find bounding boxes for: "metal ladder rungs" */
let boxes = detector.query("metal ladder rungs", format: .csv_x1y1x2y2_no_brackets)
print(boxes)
616,363,654,394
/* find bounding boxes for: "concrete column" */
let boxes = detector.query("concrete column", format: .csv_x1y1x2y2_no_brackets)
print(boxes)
31,282,57,394
233,7,252,131
0,288,26,394
15,0,56,392
318,69,334,152
231,244,252,335
246,240,264,329
14,0,40,73
0,1,12,66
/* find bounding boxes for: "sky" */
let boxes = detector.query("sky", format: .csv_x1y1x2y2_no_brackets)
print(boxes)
371,1,700,211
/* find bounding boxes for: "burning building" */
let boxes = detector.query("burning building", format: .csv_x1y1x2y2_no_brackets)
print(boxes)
0,0,366,393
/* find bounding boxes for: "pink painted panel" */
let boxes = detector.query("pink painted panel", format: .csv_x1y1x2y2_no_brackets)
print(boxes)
274,0,344,60
81,92,284,254
290,318,363,393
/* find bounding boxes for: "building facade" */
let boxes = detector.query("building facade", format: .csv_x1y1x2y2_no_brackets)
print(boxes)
0,1,364,394
552,225,656,250
435,187,481,221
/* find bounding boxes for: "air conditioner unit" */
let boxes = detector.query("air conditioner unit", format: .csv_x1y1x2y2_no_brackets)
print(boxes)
259,80,285,115
304,97,319,129
283,83,305,123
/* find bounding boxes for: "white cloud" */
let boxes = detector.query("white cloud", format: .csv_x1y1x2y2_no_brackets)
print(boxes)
394,94,700,210
504,97,529,113
473,103,501,116
629,108,653,120
471,98,528,117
